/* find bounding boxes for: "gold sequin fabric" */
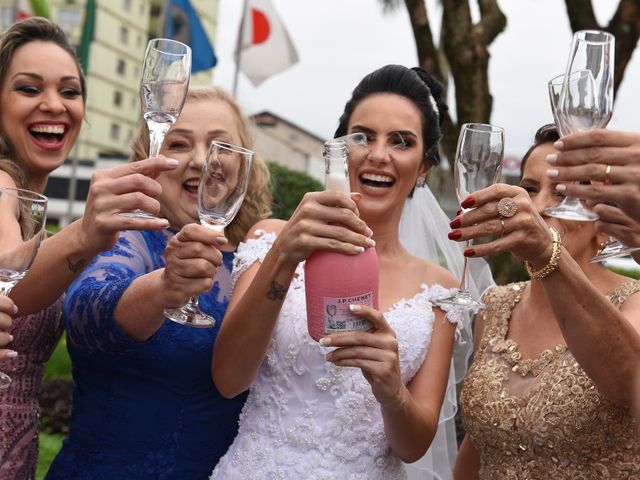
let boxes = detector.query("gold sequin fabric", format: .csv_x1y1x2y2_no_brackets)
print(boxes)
460,281,640,480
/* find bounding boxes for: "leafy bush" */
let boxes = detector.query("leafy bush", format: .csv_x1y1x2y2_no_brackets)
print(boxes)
268,162,323,220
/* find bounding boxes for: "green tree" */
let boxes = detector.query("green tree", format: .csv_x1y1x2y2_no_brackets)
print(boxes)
268,162,323,220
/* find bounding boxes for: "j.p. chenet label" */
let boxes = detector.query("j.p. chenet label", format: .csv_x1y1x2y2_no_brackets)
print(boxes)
323,291,373,334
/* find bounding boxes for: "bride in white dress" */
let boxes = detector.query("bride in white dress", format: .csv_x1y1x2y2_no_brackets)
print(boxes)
210,65,467,480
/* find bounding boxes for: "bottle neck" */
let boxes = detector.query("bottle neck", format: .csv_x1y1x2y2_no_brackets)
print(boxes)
324,140,349,194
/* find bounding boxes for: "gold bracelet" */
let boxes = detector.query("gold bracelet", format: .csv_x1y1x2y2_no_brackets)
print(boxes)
525,227,562,280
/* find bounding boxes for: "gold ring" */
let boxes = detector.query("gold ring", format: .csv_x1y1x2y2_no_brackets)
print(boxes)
499,219,505,237
603,164,612,185
497,197,518,218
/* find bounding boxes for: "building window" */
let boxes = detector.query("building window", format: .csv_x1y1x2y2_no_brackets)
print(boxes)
57,8,82,32
110,123,121,140
119,26,129,44
113,91,123,107
116,59,126,76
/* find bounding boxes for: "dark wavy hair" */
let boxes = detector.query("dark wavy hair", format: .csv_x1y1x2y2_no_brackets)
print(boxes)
520,124,560,180
334,64,448,166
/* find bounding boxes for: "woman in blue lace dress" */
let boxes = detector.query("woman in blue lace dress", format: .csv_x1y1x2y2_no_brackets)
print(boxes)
46,86,272,479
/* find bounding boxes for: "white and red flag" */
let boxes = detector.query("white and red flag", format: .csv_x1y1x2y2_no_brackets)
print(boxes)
236,0,299,87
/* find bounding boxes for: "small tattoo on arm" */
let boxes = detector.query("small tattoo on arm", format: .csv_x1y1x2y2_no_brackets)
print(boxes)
266,281,287,301
67,257,86,274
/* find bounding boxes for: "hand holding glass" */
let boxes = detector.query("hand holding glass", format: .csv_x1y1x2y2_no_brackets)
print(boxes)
545,29,613,221
437,123,504,311
164,142,254,327
121,38,191,220
0,188,47,389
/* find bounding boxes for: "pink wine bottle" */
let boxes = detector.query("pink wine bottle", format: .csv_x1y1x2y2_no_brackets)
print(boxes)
305,135,379,342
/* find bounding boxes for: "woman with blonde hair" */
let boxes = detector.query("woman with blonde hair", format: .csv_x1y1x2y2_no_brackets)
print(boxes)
46,85,271,479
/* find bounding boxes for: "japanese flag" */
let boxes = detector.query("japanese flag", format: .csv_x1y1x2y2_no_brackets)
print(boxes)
238,0,299,87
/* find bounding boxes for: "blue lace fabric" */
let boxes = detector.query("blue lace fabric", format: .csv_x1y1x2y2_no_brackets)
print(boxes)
46,229,247,480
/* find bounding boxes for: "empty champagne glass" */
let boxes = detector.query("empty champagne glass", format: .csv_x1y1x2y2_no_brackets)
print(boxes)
545,29,614,221
0,188,47,389
164,142,254,327
121,38,191,219
437,123,504,311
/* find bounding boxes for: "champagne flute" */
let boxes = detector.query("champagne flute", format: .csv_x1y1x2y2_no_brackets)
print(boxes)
437,123,504,311
545,29,614,221
164,142,254,327
0,188,47,389
121,38,191,220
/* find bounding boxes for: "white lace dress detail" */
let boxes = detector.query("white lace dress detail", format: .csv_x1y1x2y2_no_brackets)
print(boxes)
212,232,462,480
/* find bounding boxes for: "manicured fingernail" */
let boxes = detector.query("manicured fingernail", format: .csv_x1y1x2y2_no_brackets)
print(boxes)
351,192,362,201
546,169,559,178
448,230,462,240
355,246,365,253
456,209,462,216
215,236,228,246
365,227,373,237
461,196,475,209
319,337,331,346
12,305,18,315
449,218,462,229
7,335,13,342
555,184,567,193
5,350,17,358
156,219,170,227
166,158,180,167
553,140,565,151
349,304,362,313
365,238,376,247
546,154,558,164
464,247,475,257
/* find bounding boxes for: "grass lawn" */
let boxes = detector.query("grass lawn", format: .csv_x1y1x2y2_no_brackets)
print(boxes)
36,433,65,480
37,335,71,477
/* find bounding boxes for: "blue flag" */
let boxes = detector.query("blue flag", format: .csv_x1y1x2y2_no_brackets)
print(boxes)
163,0,217,72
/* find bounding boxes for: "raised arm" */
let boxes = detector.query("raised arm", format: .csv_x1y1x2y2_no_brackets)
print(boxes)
8,157,178,315
212,191,373,398
453,183,640,406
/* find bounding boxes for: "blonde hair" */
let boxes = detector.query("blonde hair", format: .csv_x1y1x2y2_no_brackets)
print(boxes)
130,86,272,245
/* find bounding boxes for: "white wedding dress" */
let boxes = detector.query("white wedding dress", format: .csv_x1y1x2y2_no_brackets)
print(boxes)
210,232,463,480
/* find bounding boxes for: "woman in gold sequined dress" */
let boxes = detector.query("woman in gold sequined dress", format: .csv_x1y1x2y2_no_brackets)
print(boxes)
449,124,640,479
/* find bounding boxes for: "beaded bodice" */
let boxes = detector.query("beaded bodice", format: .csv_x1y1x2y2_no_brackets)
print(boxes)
210,232,463,480
460,281,640,480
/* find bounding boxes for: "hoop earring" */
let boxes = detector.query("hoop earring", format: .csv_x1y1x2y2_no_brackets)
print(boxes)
415,176,426,188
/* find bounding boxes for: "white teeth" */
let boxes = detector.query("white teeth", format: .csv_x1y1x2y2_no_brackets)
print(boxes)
361,173,394,183
30,125,65,134
184,180,198,187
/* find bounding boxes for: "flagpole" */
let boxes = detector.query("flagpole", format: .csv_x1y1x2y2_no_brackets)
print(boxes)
232,0,249,99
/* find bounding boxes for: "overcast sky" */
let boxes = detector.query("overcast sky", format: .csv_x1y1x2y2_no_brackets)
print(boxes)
213,0,640,158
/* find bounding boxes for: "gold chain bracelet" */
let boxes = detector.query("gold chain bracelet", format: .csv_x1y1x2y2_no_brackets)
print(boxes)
525,227,562,280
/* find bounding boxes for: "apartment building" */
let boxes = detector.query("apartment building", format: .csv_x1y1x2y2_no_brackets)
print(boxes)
0,0,219,224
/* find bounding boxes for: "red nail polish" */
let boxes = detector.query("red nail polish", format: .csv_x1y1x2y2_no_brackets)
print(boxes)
456,209,462,216
449,218,462,229
464,247,475,257
461,197,475,209
448,230,462,240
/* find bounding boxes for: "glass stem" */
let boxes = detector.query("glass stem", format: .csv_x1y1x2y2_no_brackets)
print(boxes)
459,240,472,291
147,119,171,157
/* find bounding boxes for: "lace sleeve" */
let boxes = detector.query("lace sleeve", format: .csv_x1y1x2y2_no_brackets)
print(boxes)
63,230,157,360
231,229,277,286
428,284,467,340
